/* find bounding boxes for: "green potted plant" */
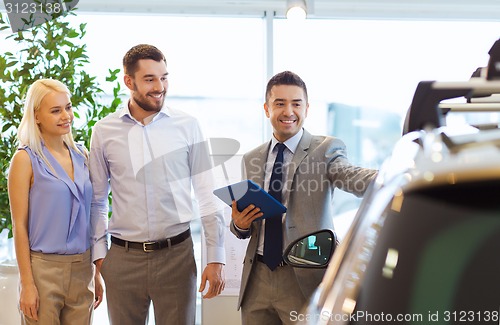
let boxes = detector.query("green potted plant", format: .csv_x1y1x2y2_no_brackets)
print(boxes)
0,9,121,239
0,9,122,322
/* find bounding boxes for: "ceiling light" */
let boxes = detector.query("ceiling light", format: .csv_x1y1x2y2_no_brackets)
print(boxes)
286,0,307,20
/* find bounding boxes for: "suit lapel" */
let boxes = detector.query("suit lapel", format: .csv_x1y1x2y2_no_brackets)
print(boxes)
246,142,270,188
284,130,312,194
249,132,313,200
245,142,271,231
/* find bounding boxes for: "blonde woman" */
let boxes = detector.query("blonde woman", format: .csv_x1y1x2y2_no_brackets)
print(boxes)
8,79,102,324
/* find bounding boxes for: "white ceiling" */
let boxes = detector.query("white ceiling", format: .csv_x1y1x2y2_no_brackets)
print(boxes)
75,0,500,21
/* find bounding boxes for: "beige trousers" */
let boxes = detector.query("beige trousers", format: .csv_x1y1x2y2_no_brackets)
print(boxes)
22,249,94,325
241,261,306,325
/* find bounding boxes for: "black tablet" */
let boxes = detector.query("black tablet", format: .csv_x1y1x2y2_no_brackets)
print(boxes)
213,180,286,220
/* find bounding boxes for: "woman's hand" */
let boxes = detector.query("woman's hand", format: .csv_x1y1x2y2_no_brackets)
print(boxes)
19,283,39,321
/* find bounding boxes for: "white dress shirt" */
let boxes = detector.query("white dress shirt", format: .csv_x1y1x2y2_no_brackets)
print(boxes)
89,102,225,264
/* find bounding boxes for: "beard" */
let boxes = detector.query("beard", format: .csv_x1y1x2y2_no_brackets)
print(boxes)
132,83,166,112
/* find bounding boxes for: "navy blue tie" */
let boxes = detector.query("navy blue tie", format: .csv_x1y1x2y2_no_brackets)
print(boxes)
263,143,286,271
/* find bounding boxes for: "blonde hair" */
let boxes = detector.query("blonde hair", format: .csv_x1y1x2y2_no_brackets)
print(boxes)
17,79,86,173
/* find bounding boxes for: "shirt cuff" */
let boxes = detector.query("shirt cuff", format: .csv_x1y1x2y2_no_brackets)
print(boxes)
234,223,251,237
91,239,109,263
206,246,226,265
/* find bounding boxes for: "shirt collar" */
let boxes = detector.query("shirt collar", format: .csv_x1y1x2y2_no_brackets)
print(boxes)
271,128,303,154
119,100,171,123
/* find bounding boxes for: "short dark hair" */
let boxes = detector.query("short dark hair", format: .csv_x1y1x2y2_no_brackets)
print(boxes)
123,44,166,76
265,71,308,103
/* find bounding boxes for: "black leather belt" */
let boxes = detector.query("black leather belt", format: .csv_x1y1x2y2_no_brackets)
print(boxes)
111,229,191,252
256,254,287,267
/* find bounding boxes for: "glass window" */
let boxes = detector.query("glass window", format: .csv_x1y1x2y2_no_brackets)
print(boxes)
273,18,500,223
62,14,267,154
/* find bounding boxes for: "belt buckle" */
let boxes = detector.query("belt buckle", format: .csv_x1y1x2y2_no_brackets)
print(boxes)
143,242,156,252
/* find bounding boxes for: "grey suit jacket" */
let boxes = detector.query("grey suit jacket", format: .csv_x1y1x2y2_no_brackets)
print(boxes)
230,129,377,308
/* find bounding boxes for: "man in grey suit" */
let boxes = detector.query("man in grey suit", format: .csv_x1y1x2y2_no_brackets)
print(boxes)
230,71,377,325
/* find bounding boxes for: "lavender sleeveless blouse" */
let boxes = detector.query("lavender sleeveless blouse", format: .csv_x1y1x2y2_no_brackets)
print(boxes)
22,144,92,254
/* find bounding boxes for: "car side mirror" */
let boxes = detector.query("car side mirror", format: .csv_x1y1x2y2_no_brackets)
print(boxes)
283,229,337,268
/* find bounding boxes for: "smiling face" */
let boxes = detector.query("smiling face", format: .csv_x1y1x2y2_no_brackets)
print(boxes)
124,59,169,115
35,91,73,137
264,84,309,142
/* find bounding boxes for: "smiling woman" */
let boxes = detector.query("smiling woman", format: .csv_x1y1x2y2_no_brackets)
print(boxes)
35,91,73,138
8,79,100,324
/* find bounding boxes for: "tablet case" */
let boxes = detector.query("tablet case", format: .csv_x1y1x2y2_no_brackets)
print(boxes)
213,180,287,220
